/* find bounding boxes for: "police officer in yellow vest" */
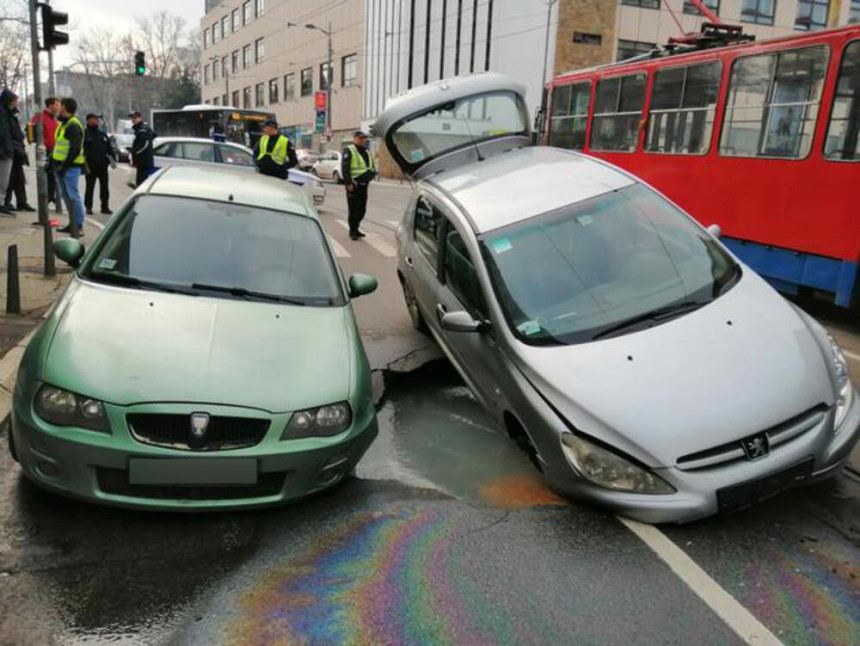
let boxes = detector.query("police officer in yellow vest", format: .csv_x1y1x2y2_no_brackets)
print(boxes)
342,130,376,240
53,98,86,237
253,119,297,180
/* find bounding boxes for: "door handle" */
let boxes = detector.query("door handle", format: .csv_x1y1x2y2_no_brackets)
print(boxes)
436,303,447,322
404,256,414,269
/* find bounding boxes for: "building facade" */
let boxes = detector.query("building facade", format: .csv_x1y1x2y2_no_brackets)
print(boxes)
200,0,365,149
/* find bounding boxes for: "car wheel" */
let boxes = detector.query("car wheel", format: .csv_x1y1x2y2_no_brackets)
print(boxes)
400,276,428,333
7,426,18,463
332,170,342,184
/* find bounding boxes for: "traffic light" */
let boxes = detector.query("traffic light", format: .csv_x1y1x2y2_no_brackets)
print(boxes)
39,2,69,50
134,51,146,76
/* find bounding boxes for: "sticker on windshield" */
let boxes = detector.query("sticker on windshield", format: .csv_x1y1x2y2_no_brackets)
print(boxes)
98,258,118,270
517,320,541,336
490,238,512,254
577,215,594,226
411,150,425,163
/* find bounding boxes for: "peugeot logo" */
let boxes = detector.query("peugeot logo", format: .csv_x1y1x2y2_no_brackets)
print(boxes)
741,433,770,461
190,413,210,439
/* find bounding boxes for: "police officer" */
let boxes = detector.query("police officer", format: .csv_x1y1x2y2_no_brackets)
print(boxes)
130,110,155,187
342,131,376,240
53,98,86,237
83,113,116,215
252,119,297,179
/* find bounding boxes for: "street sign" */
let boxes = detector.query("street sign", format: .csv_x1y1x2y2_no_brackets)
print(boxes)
314,109,326,133
324,126,332,138
314,91,327,110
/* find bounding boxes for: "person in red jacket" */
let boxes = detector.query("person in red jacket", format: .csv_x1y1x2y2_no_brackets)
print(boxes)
28,97,60,206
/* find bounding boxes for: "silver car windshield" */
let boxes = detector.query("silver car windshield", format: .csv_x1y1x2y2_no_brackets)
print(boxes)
82,195,344,306
480,184,740,345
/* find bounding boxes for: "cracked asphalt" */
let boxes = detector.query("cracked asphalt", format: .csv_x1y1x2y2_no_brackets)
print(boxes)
0,171,857,645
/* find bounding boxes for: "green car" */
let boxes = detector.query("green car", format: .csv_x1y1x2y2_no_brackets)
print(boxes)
8,166,379,510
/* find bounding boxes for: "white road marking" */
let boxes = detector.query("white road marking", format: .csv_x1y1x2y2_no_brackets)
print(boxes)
332,219,397,257
86,217,105,230
328,236,351,258
619,518,783,646
845,350,860,363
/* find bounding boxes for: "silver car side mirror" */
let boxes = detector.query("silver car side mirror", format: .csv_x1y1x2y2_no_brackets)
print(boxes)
440,310,483,333
706,224,721,238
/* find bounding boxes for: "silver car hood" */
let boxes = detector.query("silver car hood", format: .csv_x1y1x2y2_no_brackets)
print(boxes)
512,272,833,468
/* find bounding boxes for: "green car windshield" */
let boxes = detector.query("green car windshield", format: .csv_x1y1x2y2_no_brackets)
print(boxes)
480,184,740,345
82,195,344,306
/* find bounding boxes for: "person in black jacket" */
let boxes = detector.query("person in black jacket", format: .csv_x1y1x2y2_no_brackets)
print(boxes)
4,102,32,212
0,89,18,216
130,110,155,187
83,114,115,215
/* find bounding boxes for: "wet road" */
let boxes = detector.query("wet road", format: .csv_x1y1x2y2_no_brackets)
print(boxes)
0,172,858,645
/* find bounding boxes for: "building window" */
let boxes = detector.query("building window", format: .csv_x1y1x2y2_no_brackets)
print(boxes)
591,73,647,152
221,16,229,39
243,87,251,109
232,90,239,106
824,41,860,160
284,73,296,101
242,1,251,25
269,78,279,103
255,82,265,107
549,82,591,150
213,96,220,106
851,0,860,23
222,94,228,105
617,39,655,61
320,62,332,91
203,63,210,85
212,22,219,43
222,56,228,77
301,67,313,96
232,8,240,32
255,0,265,18
231,50,239,74
203,28,209,48
720,46,829,159
621,0,660,7
646,61,721,155
740,0,776,25
573,32,602,45
683,0,719,15
342,54,358,87
242,44,251,69
255,38,264,64
212,59,219,80
795,0,830,30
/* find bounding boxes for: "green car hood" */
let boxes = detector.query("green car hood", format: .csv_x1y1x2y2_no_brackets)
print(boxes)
43,279,353,412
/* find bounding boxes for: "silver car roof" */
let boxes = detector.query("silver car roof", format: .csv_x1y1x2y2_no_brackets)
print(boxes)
427,147,636,234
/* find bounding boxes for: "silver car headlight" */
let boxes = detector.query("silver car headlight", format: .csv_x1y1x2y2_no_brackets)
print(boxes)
560,433,674,494
35,385,110,433
282,402,352,439
828,335,853,431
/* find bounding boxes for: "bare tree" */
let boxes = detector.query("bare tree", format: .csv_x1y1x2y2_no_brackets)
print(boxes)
0,17,28,91
134,11,187,80
71,28,136,129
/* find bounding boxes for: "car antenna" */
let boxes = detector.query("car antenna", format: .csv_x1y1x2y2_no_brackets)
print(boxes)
460,112,485,162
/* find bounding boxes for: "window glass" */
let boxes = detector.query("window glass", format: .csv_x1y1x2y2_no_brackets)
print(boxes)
549,82,591,150
741,0,776,25
285,73,296,101
444,227,486,317
795,0,830,31
342,54,358,87
221,16,229,38
824,41,860,160
647,61,721,154
414,197,443,270
242,45,251,69
255,38,264,64
301,68,313,96
617,40,655,62
851,0,860,23
683,0,719,15
621,0,660,7
720,46,828,159
219,145,254,166
242,1,251,25
231,9,239,32
154,142,180,158
242,87,251,109
255,82,265,107
232,50,239,74
268,78,279,103
182,143,216,162
591,73,646,152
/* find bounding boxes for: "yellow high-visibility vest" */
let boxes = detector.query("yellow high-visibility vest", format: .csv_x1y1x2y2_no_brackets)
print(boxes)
347,144,375,176
257,135,289,165
52,116,85,164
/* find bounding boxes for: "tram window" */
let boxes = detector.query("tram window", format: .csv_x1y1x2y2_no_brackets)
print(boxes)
591,73,647,152
549,82,591,150
824,41,860,161
720,45,828,159
646,61,721,154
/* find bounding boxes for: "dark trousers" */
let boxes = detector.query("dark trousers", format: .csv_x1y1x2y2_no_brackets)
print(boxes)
85,166,110,211
46,157,58,205
4,158,26,207
135,165,154,187
347,184,369,234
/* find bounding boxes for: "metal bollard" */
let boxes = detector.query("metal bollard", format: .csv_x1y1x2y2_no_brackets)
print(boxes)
7,244,21,314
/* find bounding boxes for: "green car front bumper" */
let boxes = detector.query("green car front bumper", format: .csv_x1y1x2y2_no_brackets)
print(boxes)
11,394,377,511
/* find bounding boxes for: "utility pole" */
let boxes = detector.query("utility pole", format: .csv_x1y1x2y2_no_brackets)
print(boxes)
325,22,332,144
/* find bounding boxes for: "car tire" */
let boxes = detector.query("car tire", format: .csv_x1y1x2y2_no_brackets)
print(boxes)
7,425,18,463
400,277,428,333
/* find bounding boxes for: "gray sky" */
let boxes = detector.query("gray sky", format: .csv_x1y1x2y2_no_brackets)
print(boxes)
51,0,203,66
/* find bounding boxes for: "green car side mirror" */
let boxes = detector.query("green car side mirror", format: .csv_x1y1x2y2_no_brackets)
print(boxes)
53,238,86,267
348,273,378,298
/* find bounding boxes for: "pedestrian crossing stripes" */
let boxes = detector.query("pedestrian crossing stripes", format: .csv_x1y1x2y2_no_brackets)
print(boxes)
333,220,397,258
328,236,351,259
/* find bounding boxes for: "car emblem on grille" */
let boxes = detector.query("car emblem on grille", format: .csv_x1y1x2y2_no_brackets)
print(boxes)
741,433,770,461
190,413,210,439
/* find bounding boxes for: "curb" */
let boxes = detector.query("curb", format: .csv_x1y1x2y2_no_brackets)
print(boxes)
0,325,39,431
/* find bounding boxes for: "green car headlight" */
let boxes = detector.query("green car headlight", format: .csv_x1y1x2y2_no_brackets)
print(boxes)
35,385,111,433
828,335,854,431
560,433,674,494
282,402,352,439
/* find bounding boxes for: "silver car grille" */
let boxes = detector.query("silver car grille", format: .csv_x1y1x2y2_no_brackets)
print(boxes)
675,405,828,471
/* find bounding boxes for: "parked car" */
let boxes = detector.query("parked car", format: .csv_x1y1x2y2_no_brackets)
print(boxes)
113,133,134,163
296,148,319,172
151,137,326,206
8,166,379,510
373,73,860,524
312,151,344,183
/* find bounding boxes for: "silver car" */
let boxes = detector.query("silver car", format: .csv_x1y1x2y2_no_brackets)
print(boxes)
312,151,344,183
152,137,327,206
373,73,860,524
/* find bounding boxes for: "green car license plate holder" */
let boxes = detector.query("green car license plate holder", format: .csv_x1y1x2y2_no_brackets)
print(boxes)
128,458,258,485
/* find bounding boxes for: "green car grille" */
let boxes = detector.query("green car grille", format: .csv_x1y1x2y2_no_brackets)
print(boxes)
127,414,271,451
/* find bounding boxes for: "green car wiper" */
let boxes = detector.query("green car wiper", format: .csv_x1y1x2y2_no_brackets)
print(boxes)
191,283,306,306
88,272,198,295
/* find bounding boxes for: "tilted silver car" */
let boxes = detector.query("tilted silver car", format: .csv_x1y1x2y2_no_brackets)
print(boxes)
373,73,860,523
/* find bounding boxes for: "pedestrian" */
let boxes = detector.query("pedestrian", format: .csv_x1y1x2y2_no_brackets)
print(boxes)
29,97,60,208
341,131,377,240
83,113,115,215
129,110,156,187
252,119,297,179
0,89,18,216
5,99,33,212
53,97,86,238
